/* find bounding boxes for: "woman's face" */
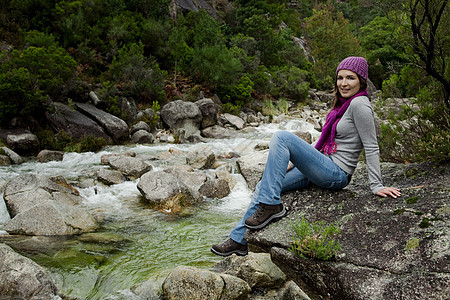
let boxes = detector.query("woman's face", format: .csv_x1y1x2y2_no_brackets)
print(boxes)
337,70,361,98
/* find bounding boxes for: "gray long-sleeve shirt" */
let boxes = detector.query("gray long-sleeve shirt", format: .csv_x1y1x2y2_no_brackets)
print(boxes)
330,96,384,194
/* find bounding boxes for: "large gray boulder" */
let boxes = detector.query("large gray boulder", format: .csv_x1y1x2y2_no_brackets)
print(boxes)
3,174,98,235
212,252,286,290
1,146,23,164
0,243,59,299
107,156,153,180
160,100,203,138
137,170,202,213
6,133,40,156
75,102,129,143
195,98,218,128
237,150,268,191
162,265,251,300
186,145,216,170
245,162,450,300
45,102,112,143
219,113,245,130
201,125,233,139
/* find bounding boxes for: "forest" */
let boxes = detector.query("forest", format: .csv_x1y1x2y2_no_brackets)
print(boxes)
0,0,448,162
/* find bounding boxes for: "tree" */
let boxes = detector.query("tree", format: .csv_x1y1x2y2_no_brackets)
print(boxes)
406,0,449,109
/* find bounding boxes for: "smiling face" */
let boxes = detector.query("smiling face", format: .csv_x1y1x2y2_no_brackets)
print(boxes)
337,70,361,98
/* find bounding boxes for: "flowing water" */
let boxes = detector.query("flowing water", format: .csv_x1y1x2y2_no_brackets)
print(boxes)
0,119,318,299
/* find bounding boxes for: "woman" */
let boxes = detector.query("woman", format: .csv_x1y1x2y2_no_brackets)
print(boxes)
211,56,401,257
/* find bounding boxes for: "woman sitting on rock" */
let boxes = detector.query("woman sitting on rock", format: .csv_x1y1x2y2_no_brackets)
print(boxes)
211,56,402,257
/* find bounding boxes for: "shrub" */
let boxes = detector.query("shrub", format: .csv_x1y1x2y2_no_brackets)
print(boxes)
272,66,310,101
104,42,167,103
289,218,341,261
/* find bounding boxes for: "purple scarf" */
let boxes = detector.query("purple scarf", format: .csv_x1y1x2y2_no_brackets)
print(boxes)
315,90,368,155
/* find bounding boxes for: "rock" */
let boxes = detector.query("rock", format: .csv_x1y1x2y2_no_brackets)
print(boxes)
4,201,98,235
0,155,11,166
97,168,124,185
131,130,155,144
3,174,97,235
160,100,202,138
6,133,40,156
199,179,231,199
292,130,312,144
162,265,251,300
186,145,216,170
1,146,23,164
245,162,450,300
75,102,129,143
212,252,286,289
237,150,268,191
119,96,138,124
0,243,59,299
107,156,153,180
219,113,245,130
46,102,113,143
89,91,106,109
137,170,202,213
100,152,136,165
131,121,151,135
195,98,218,128
201,125,232,139
164,167,207,193
36,149,64,162
3,174,84,217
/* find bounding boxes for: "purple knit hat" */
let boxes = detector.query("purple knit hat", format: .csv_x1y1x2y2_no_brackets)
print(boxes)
336,56,368,81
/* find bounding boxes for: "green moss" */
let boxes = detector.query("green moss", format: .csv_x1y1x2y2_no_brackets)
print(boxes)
419,217,431,228
405,238,420,250
414,211,423,216
393,208,405,215
405,196,419,204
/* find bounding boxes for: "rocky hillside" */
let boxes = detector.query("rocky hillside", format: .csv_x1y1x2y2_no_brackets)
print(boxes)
246,161,449,299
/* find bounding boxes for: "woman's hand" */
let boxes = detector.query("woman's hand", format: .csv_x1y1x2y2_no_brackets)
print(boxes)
376,187,401,198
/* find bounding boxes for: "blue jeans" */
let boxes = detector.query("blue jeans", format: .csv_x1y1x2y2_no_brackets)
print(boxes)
229,130,350,245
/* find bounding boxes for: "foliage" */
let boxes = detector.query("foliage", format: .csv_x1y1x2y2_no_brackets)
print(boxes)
36,129,107,153
261,98,277,117
222,102,242,116
289,217,341,261
377,81,449,163
272,66,310,101
104,42,167,103
303,7,362,90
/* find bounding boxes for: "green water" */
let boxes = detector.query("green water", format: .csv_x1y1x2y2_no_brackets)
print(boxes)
24,199,244,299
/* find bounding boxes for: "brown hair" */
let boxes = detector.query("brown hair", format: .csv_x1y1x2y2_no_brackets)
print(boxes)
331,74,368,108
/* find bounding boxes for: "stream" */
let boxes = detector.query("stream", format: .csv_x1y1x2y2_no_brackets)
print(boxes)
0,119,318,299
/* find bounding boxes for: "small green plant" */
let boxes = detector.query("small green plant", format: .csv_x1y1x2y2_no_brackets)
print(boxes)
289,218,341,261
277,98,289,115
262,99,277,116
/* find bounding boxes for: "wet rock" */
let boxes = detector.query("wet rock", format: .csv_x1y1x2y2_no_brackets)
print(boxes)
0,243,59,299
219,113,245,130
237,150,268,191
100,152,136,165
199,179,231,199
201,125,232,139
246,162,450,300
46,102,113,143
76,102,129,143
186,145,216,170
4,201,98,235
195,98,218,128
37,149,64,162
162,265,251,300
0,154,11,166
213,252,286,290
107,156,153,180
6,132,40,156
1,146,23,164
161,100,202,138
2,174,97,236
137,170,202,213
3,174,83,217
97,168,124,185
131,129,155,144
164,167,207,193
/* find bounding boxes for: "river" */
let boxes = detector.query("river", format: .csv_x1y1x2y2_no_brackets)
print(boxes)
0,118,318,299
